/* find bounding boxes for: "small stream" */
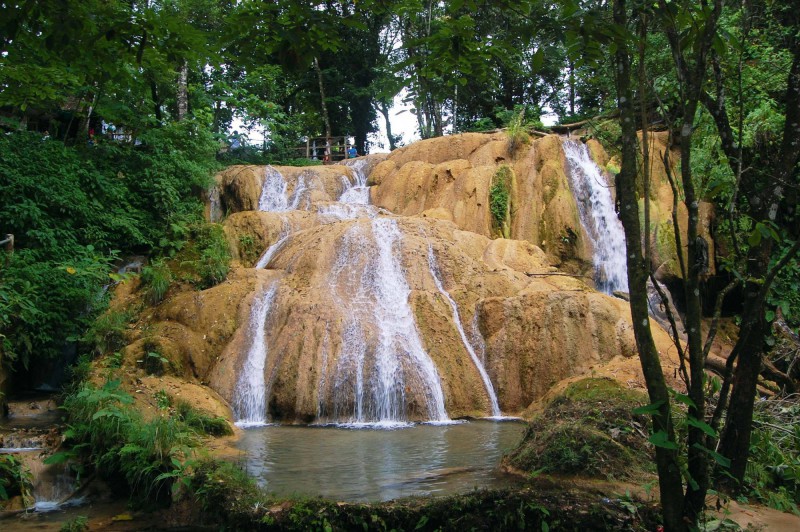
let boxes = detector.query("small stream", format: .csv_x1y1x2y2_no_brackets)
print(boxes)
236,420,524,502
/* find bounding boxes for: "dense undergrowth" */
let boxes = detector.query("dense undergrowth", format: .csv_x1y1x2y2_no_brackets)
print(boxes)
0,124,226,379
47,378,231,506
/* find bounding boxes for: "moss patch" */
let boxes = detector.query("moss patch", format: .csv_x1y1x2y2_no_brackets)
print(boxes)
505,378,653,480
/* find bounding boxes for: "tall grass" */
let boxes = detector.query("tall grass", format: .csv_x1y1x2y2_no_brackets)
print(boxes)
141,259,172,305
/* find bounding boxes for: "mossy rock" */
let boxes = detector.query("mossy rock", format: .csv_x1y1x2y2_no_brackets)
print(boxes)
505,378,653,480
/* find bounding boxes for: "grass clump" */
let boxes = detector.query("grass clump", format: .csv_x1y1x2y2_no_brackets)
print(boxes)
490,165,512,238
141,259,172,305
82,306,138,355
192,223,231,288
505,378,652,480
504,106,533,153
176,400,233,437
742,397,800,513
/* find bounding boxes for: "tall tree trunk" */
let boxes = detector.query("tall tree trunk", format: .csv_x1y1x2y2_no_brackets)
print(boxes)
176,59,188,121
150,79,162,123
614,2,686,530
719,45,800,484
379,100,397,151
313,57,332,141
568,60,576,116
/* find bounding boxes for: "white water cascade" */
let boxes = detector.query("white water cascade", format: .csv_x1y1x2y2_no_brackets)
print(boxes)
563,140,629,294
427,247,501,417
339,159,370,205
233,283,279,427
242,163,458,426
328,219,450,427
258,166,311,212
255,222,294,269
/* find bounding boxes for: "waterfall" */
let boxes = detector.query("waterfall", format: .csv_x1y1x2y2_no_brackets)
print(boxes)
329,219,450,427
563,140,629,294
339,159,370,205
208,185,223,222
427,247,501,417
255,223,294,269
258,167,311,212
233,283,279,427
241,161,457,426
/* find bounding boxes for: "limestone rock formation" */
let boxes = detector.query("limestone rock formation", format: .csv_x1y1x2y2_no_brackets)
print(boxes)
111,131,686,424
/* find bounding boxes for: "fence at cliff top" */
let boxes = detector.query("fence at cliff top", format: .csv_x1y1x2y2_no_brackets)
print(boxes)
289,136,358,162
563,140,629,294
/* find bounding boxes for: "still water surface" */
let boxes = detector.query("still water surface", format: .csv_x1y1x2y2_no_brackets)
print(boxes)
236,420,524,502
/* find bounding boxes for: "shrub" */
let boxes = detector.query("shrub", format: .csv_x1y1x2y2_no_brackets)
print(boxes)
490,166,512,237
238,234,260,266
141,259,172,305
48,379,196,504
60,516,89,532
176,400,233,437
0,454,32,503
742,397,800,513
83,306,137,355
0,123,217,375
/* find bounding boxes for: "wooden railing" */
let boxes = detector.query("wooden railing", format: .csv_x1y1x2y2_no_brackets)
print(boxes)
294,136,357,162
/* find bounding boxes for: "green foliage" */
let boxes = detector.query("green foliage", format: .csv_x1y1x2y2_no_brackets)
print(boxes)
0,246,115,368
50,379,196,504
140,350,169,377
175,400,232,437
155,390,172,411
237,235,260,266
505,107,532,153
743,398,800,513
141,260,172,306
0,125,217,372
192,224,231,289
0,454,33,503
83,306,137,356
585,119,622,158
60,516,89,532
490,166,512,237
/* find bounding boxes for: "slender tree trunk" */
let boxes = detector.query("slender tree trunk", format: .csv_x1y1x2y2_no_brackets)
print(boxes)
568,60,576,116
719,45,800,484
313,57,332,141
614,2,685,530
379,101,397,151
82,91,99,136
150,79,162,123
177,59,188,121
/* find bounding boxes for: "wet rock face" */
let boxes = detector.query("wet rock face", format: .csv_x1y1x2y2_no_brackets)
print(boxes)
124,132,683,424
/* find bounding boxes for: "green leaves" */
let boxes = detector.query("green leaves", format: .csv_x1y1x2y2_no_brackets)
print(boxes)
649,430,679,450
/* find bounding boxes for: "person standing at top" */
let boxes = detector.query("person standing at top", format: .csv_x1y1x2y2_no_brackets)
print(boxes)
347,145,358,159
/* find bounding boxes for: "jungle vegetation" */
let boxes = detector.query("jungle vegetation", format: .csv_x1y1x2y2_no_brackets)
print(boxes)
1,1,799,530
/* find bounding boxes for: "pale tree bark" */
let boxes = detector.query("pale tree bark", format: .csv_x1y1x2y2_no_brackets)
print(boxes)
177,59,188,121
313,57,332,144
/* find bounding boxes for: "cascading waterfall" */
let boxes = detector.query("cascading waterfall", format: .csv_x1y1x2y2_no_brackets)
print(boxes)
340,159,370,205
255,223,294,269
233,283,279,427
563,140,629,294
329,219,450,426
427,247,501,417
258,166,311,212
242,162,457,426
